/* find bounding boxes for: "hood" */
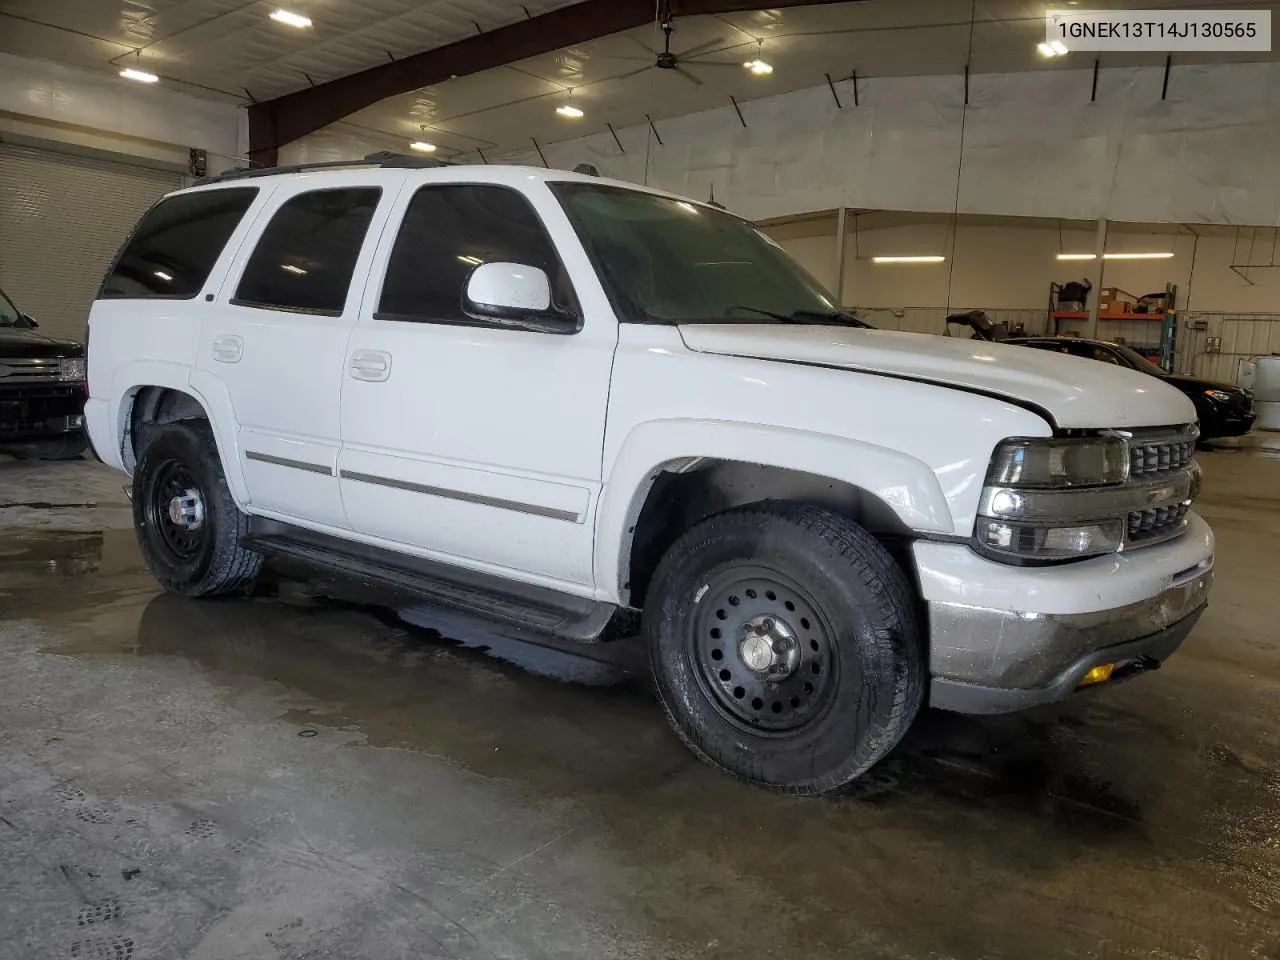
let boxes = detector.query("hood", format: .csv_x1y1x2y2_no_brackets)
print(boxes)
0,327,84,359
677,324,1196,430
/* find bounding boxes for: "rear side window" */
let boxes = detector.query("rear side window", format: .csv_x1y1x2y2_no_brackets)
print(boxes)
100,187,258,299
234,187,381,316
377,184,574,325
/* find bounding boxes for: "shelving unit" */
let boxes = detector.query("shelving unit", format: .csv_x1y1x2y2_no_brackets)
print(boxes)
1046,282,1179,370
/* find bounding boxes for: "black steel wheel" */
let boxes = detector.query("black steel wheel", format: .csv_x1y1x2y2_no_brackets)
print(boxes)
132,419,261,597
645,502,924,794
145,458,207,565
691,568,842,735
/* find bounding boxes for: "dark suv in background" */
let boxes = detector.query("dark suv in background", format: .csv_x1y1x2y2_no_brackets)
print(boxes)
0,285,88,460
1018,336,1255,440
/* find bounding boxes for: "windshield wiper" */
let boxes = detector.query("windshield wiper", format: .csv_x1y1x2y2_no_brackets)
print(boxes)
789,309,870,328
728,305,870,328
728,305,799,323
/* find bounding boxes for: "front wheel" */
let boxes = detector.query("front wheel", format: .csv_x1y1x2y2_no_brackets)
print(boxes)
645,502,924,794
133,420,261,597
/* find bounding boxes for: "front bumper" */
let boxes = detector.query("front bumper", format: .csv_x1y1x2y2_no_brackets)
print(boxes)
915,512,1215,714
0,384,86,446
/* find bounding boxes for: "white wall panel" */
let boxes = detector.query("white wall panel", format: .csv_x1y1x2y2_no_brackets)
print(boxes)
510,61,1280,227
0,52,242,163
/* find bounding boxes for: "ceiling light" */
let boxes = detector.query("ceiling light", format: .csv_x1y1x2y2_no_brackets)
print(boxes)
457,255,483,266
281,264,307,275
270,9,312,28
1050,40,1068,55
1037,42,1058,57
153,270,172,281
556,104,584,118
743,59,774,76
409,141,436,153
1057,252,1175,260
119,67,159,83
872,255,946,264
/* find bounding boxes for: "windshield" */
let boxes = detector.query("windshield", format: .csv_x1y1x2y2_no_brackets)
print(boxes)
549,182,867,327
0,288,19,327
1113,343,1168,375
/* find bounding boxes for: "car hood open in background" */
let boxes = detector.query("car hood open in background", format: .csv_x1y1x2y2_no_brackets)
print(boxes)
0,328,84,360
677,324,1196,430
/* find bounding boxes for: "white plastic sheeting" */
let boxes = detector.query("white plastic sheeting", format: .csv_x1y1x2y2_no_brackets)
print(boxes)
477,60,1280,226
0,53,241,162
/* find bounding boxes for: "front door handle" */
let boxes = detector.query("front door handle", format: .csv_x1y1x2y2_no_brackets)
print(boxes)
211,334,243,363
349,349,391,382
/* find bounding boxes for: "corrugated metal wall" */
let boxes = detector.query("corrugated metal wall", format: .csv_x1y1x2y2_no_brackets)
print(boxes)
0,142,185,342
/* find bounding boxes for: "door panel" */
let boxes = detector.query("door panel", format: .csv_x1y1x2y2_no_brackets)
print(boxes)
198,175,402,527
339,181,615,588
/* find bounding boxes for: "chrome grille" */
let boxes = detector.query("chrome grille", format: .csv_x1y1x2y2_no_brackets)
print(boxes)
1128,502,1191,542
0,357,60,383
1127,429,1196,478
1119,426,1198,547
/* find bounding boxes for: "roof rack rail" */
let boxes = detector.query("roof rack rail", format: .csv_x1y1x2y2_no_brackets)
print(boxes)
192,152,453,186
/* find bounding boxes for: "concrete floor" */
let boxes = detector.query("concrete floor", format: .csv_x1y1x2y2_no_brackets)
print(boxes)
1,449,1279,960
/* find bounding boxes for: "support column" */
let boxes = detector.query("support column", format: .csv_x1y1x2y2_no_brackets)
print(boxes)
834,206,848,305
1088,218,1108,339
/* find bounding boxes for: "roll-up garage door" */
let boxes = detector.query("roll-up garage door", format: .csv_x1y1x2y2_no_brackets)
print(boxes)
0,142,186,342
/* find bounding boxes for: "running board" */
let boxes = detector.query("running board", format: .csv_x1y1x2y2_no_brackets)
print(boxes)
242,522,626,644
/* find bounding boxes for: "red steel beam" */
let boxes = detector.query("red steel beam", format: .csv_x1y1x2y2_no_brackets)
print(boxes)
247,0,861,165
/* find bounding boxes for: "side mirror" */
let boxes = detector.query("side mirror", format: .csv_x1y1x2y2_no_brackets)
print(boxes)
464,262,553,323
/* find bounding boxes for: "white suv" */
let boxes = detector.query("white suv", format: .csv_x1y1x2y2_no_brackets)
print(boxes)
85,155,1214,793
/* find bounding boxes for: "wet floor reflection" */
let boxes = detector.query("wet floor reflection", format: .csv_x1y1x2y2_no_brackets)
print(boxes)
2,522,1279,957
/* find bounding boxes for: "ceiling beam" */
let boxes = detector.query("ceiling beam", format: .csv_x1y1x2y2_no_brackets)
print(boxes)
247,0,862,165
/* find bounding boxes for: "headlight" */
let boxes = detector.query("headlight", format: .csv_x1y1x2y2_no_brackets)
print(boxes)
58,357,86,382
1202,389,1233,402
987,437,1128,488
977,434,1196,563
977,517,1126,561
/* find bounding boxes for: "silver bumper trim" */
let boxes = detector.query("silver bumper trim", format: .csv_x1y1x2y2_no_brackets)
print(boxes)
928,563,1213,690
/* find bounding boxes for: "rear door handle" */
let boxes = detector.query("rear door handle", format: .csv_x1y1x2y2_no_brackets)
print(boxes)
349,349,391,382
211,334,243,363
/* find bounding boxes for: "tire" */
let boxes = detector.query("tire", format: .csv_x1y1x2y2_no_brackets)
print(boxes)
35,435,89,460
1,436,87,461
132,419,261,597
645,502,924,794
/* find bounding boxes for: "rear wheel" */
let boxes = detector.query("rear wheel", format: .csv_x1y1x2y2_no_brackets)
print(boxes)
133,420,260,597
645,502,923,794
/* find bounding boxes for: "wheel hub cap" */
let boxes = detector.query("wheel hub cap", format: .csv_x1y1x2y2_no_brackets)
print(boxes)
739,614,800,680
167,488,204,530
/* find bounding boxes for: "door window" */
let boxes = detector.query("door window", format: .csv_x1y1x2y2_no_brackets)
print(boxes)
234,187,381,316
99,187,258,300
376,185,576,326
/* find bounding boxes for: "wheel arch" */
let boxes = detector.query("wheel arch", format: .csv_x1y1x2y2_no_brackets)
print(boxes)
594,419,953,607
111,363,248,508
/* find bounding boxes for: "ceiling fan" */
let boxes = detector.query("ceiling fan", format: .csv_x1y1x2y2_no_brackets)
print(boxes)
616,17,745,87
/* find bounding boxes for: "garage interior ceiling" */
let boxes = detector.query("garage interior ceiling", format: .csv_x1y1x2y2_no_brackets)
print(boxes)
3,0,1277,161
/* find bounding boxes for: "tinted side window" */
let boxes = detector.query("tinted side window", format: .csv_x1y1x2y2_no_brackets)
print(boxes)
235,187,381,316
377,185,574,325
1023,341,1070,354
100,187,258,299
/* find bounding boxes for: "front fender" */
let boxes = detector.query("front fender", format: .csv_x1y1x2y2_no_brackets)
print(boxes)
110,361,249,510
592,418,953,603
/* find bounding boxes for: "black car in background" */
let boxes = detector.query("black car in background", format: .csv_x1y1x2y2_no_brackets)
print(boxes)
0,286,88,460
1018,336,1255,440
